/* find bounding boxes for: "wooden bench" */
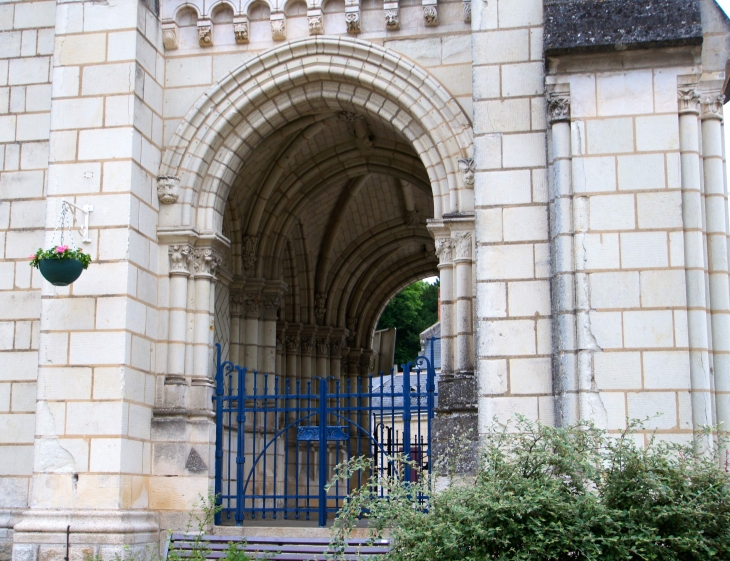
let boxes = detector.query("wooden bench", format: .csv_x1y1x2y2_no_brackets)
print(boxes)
166,533,391,561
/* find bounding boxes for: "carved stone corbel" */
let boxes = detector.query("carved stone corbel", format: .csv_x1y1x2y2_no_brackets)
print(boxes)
457,158,475,187
197,19,213,47
242,236,258,270
307,9,324,35
423,3,438,26
314,293,326,323
384,3,400,30
157,175,180,204
345,10,360,33
233,16,249,44
271,14,286,41
161,21,179,50
463,0,471,23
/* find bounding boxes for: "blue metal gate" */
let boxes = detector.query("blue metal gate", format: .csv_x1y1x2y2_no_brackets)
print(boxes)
213,343,437,526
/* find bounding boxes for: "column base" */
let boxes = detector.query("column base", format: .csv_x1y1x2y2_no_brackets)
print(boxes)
433,372,478,474
12,510,159,561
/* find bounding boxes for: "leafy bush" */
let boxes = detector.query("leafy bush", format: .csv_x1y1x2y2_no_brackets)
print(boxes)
329,419,730,561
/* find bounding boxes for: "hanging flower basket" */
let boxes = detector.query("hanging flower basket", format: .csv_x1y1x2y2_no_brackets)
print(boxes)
30,245,91,286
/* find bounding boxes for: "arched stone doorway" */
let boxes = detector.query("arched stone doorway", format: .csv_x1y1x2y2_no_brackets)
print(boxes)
152,36,475,521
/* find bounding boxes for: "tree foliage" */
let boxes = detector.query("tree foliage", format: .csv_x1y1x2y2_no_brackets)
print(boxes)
376,279,439,366
328,419,730,561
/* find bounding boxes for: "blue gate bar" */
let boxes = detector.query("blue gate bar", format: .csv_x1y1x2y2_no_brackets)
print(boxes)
213,342,437,526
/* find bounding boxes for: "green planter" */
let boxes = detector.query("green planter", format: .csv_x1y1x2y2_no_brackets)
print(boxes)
39,258,84,286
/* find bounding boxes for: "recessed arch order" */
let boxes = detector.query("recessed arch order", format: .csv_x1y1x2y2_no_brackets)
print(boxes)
158,35,474,235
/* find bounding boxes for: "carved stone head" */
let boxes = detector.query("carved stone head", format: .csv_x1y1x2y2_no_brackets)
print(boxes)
157,176,180,204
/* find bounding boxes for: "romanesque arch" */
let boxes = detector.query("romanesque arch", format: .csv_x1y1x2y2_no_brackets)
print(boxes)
157,36,475,389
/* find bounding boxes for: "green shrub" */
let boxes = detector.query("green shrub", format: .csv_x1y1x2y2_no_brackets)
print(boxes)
328,419,730,561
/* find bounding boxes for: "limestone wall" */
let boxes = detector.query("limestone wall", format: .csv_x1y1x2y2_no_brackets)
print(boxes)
0,1,55,554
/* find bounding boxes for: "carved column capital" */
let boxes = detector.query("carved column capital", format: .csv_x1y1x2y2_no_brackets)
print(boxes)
330,336,344,356
701,93,725,121
547,93,571,123
244,297,261,319
285,334,301,354
168,244,193,275
359,353,374,376
316,337,330,357
457,157,475,187
192,247,222,278
678,86,701,115
300,336,315,356
230,290,244,317
453,231,473,261
435,237,454,265
157,175,180,204
404,209,420,227
263,297,280,320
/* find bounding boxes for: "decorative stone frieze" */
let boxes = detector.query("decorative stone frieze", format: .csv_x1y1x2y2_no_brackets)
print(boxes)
197,20,213,47
169,244,193,275
423,5,438,26
435,237,454,264
263,297,280,320
345,10,361,33
308,14,324,35
547,93,571,123
463,1,471,23
314,293,326,322
193,247,222,277
242,236,258,270
457,158,475,186
453,232,473,261
234,22,249,44
271,16,286,41
161,22,179,50
678,87,701,114
384,8,400,30
701,93,725,120
157,175,180,204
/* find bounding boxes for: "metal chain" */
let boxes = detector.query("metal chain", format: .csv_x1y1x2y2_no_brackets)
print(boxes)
49,202,78,250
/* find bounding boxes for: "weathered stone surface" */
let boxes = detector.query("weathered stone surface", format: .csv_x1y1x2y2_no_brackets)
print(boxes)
544,0,703,55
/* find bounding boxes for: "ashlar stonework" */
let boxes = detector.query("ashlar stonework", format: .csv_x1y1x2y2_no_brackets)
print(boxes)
0,0,728,557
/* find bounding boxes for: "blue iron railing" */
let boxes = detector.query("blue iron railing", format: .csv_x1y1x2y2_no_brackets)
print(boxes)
213,341,438,526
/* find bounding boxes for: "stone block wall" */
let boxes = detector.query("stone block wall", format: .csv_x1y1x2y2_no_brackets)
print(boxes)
0,1,55,555
471,0,555,429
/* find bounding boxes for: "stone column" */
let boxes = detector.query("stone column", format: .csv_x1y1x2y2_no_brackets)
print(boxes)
285,327,301,392
700,90,730,445
243,287,262,393
434,235,455,375
165,245,193,410
229,290,243,366
547,92,578,426
329,332,346,382
190,248,221,411
262,295,280,378
316,334,330,380
678,84,714,454
452,230,474,375
299,328,316,387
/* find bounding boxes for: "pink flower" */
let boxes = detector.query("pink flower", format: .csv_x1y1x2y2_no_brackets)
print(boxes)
29,254,36,259
78,248,83,253
56,245,68,253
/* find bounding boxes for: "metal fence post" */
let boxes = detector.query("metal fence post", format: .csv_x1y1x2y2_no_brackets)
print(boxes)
318,377,328,526
214,343,224,525
402,362,412,482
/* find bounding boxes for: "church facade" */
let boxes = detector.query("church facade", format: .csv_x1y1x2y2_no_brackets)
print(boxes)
0,0,729,557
